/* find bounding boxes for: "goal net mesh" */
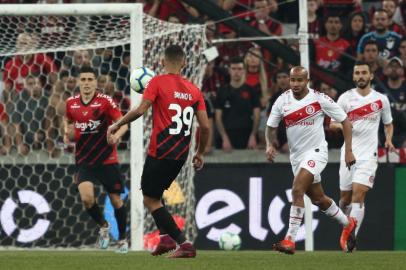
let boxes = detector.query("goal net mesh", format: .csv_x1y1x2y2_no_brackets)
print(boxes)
0,12,207,248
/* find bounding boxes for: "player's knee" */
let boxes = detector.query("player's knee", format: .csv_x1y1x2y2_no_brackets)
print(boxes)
143,196,160,210
110,197,123,209
351,192,366,203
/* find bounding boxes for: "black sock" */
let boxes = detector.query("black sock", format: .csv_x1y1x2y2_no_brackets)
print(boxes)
86,204,106,226
151,207,186,244
114,205,128,240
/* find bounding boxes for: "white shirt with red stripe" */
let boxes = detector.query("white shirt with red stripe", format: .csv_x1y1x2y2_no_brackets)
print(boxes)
337,88,393,161
267,89,347,163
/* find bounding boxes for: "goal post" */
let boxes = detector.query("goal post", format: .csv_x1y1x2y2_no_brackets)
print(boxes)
0,3,207,251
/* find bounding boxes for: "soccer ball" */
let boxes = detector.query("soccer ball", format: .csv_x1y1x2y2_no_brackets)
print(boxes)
130,66,155,93
218,232,241,251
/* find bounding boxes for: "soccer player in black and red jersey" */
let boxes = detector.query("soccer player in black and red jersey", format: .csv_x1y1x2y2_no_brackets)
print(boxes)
108,45,210,258
64,66,129,253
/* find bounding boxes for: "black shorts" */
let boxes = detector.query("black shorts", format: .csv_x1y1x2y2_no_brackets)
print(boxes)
76,164,124,194
141,155,185,199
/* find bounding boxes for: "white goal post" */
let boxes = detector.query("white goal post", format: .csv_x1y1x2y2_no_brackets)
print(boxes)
0,3,207,251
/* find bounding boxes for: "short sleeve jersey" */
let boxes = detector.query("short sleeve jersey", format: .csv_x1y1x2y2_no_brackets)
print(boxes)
65,92,122,166
337,88,393,161
267,89,347,163
143,74,206,160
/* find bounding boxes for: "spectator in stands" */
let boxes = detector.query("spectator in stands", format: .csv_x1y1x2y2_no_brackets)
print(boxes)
143,0,199,23
202,60,227,154
250,0,283,38
308,0,322,39
378,57,406,147
343,11,367,58
398,37,406,69
357,9,402,60
312,13,350,72
7,74,49,155
267,68,289,153
382,0,405,36
215,57,261,151
362,40,385,86
318,81,338,101
244,46,269,107
219,0,253,21
0,102,11,155
3,32,58,98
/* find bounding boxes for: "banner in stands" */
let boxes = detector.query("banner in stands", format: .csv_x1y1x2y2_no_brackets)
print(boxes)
194,163,395,250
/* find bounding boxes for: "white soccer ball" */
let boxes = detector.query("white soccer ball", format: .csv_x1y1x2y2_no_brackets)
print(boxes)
130,66,155,93
218,232,241,251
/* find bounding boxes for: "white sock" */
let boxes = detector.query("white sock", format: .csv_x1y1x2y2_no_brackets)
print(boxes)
339,200,352,216
350,203,365,236
322,200,349,226
285,205,305,242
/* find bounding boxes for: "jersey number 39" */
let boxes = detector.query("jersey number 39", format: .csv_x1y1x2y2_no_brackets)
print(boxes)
169,103,194,136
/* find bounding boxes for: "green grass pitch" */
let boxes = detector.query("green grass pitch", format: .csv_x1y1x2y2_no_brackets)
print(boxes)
1,251,405,270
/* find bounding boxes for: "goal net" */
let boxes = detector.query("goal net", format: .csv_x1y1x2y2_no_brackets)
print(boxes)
0,4,207,250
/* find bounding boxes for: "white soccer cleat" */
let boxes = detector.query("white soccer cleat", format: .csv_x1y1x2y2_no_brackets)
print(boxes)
115,239,129,254
98,224,110,249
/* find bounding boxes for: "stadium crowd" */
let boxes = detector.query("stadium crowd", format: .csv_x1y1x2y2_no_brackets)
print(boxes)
0,0,405,157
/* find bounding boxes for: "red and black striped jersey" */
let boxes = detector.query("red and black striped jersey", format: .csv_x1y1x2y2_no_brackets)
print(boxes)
143,74,206,160
65,91,122,166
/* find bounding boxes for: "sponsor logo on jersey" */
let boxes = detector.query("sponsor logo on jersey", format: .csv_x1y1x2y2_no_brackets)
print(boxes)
75,119,101,132
90,102,101,107
307,160,315,168
305,105,315,114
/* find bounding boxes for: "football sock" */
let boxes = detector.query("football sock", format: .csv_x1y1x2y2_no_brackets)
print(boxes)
350,203,365,236
322,200,349,226
152,207,186,244
86,204,106,226
339,200,352,216
285,205,305,242
114,205,127,240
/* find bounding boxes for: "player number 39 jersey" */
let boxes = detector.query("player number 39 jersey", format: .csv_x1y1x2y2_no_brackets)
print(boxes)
337,88,393,161
267,89,347,163
143,74,206,160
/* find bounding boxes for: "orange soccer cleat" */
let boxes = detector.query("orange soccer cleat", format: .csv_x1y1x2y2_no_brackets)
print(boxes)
340,217,357,252
151,235,177,256
272,238,296,255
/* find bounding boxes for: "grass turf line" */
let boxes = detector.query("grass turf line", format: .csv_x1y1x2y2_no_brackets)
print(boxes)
0,251,405,270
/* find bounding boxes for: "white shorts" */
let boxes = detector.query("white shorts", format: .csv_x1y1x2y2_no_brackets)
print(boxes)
291,148,328,183
339,160,378,191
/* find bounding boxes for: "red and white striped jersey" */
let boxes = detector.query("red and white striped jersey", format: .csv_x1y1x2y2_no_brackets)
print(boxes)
267,89,347,163
337,88,393,161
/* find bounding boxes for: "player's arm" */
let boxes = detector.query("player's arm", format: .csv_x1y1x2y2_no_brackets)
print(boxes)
248,106,260,149
319,93,355,168
384,123,395,152
193,110,210,170
214,109,232,152
265,126,278,162
108,99,152,136
107,117,128,145
382,96,395,152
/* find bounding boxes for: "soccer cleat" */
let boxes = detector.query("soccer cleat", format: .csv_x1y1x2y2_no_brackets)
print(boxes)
151,235,177,256
98,224,110,249
167,242,196,258
115,239,129,254
272,238,295,255
340,217,357,252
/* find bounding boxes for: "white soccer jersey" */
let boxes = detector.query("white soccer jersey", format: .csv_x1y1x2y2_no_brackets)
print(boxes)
337,88,393,161
267,89,347,163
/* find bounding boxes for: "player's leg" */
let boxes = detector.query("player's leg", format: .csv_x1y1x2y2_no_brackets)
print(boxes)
97,164,128,253
141,156,195,258
350,183,369,236
273,167,314,255
339,161,353,216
